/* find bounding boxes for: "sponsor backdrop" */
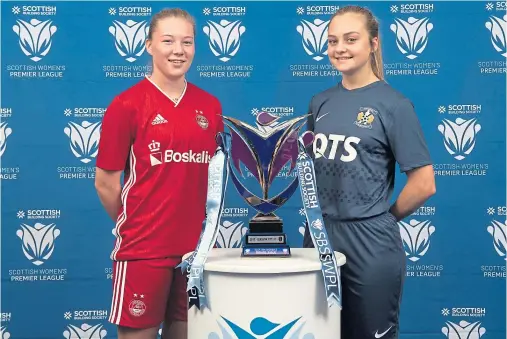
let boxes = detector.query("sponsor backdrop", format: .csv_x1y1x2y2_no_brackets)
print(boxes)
1,1,506,338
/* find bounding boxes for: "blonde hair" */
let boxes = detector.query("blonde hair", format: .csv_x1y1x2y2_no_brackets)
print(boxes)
147,8,196,39
331,5,384,80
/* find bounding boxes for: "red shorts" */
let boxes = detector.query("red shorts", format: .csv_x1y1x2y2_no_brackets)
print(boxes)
108,257,187,329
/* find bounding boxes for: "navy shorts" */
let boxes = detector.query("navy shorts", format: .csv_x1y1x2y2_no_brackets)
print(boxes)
303,211,406,339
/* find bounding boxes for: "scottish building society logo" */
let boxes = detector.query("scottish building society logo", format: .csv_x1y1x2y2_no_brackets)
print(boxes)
209,315,314,339
12,5,57,62
9,5,66,79
108,6,151,62
289,6,339,78
197,6,253,79
385,4,440,76
103,6,152,79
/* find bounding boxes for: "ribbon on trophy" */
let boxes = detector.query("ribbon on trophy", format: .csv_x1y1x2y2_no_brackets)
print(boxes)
296,130,342,309
178,132,231,310
179,113,341,310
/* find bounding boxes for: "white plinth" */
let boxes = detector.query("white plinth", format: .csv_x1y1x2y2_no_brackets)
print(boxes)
187,248,346,339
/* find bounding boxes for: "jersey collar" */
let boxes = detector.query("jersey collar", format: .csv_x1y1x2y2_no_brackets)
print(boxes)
145,75,187,107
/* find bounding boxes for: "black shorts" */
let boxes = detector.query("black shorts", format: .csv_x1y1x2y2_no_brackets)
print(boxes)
303,211,406,339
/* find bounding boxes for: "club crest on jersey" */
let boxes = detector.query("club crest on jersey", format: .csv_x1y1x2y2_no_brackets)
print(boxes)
354,107,377,129
195,110,209,130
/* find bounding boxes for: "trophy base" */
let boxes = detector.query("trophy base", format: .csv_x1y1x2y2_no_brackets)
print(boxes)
241,232,291,258
248,213,284,233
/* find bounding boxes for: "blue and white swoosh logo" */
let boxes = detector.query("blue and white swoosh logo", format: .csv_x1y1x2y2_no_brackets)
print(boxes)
209,316,314,339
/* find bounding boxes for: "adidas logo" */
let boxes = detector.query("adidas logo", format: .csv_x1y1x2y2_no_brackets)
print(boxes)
151,114,167,125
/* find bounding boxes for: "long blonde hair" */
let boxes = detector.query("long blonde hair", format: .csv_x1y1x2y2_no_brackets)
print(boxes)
330,5,384,80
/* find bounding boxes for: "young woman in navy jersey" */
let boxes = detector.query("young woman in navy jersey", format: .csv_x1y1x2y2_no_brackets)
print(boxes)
95,8,223,339
304,6,436,339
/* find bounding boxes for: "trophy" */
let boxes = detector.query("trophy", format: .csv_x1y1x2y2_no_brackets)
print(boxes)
222,111,312,257
180,110,342,310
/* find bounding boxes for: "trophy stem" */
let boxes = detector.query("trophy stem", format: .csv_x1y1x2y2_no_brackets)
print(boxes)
249,213,283,233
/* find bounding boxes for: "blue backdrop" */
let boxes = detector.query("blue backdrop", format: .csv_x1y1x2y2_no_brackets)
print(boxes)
1,1,506,338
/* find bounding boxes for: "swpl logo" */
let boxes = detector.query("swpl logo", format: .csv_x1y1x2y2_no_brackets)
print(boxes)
203,19,246,62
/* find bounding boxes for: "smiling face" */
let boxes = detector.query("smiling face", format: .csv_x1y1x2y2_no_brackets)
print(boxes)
327,12,378,77
146,16,195,81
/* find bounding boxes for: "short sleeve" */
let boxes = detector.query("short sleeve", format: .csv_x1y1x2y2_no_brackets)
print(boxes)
96,97,134,171
386,98,432,172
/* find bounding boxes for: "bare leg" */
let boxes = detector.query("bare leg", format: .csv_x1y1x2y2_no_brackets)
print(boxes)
161,321,187,339
117,325,160,339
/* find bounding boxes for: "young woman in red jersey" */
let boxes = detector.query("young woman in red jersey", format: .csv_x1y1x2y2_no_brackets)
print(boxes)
95,8,224,339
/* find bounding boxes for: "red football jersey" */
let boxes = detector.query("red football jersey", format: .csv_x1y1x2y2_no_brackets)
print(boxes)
96,77,224,261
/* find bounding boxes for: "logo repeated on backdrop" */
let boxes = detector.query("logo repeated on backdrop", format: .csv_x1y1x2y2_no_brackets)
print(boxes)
385,3,440,76
440,306,487,338
58,107,103,180
103,5,152,79
0,108,20,180
481,205,506,279
8,4,66,79
434,102,488,177
399,205,443,278
216,207,249,248
290,5,340,78
62,323,108,339
10,209,67,282
197,5,253,79
479,2,506,74
1,313,12,339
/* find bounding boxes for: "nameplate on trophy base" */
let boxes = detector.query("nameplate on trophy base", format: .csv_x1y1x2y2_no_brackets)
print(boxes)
242,214,290,257
246,234,286,244
242,242,291,257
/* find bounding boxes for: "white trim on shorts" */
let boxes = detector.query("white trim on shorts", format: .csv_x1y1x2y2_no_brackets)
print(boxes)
109,261,128,325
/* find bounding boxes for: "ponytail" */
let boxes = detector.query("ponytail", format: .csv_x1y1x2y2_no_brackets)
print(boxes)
371,35,384,80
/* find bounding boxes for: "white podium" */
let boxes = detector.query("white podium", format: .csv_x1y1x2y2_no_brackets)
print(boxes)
186,248,346,339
